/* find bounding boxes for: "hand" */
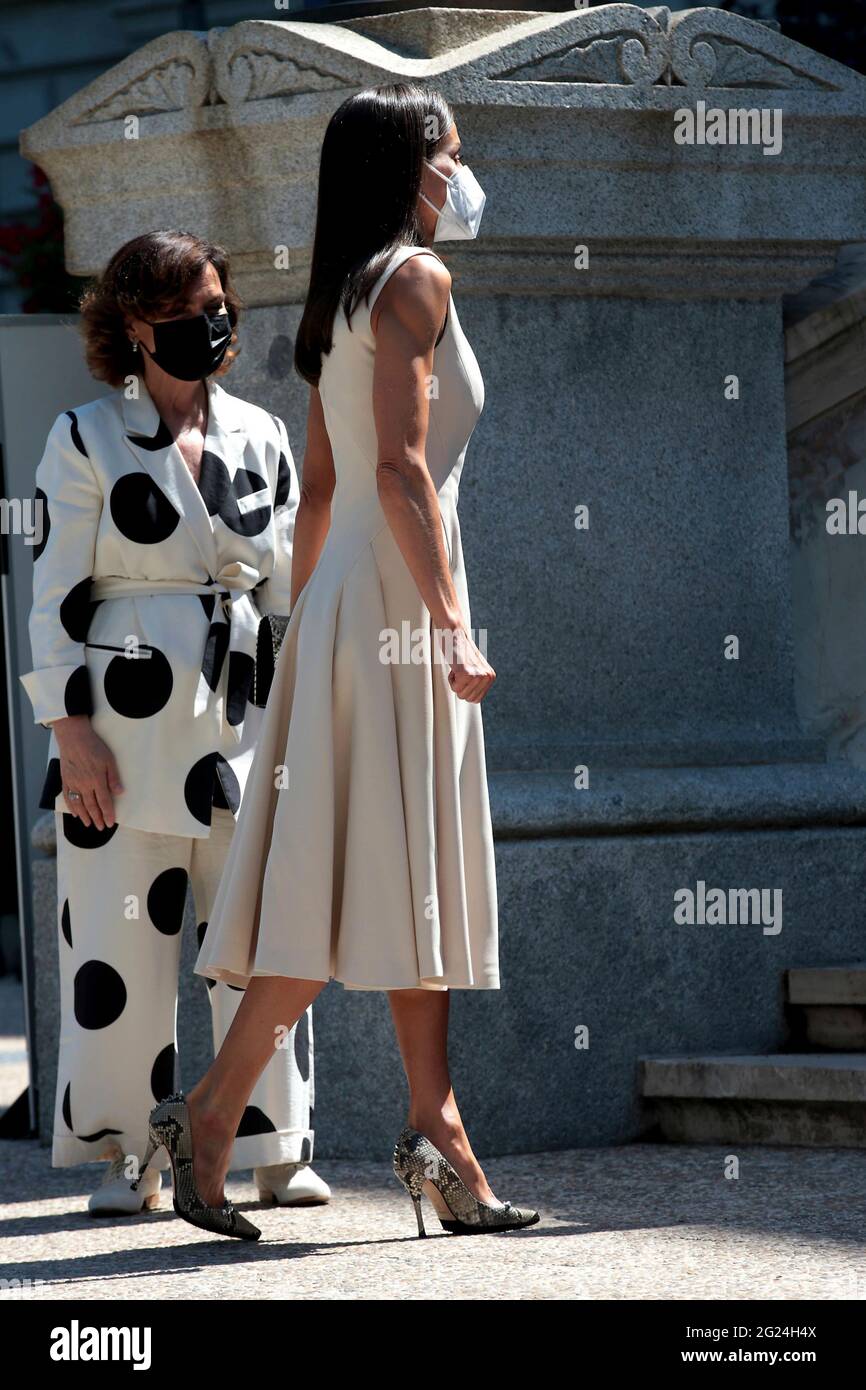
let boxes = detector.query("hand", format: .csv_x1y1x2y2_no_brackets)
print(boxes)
52,716,124,830
443,627,496,704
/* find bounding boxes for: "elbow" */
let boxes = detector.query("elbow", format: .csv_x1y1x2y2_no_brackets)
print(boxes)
376,454,425,508
299,477,334,511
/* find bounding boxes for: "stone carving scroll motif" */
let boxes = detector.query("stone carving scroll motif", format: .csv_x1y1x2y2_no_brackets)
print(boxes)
71,61,203,124
488,5,843,91
65,34,214,126
61,24,354,125
39,5,854,135
668,11,839,91
489,6,670,87
218,50,351,106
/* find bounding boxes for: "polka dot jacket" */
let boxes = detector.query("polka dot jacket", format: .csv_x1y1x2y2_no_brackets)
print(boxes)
20,375,300,837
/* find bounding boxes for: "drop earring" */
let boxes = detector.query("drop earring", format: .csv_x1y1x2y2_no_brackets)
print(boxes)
130,339,139,353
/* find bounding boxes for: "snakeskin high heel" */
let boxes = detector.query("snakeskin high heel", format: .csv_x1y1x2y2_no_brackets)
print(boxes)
132,1091,261,1241
392,1125,540,1236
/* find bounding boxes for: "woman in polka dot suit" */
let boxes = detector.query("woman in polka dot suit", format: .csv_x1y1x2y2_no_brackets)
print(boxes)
20,230,328,1216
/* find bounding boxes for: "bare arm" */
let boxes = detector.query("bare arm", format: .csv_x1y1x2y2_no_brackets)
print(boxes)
291,386,335,609
255,414,300,620
372,255,494,702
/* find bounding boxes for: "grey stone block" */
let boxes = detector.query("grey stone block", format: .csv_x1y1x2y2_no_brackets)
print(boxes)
798,1009,866,1050
648,1098,866,1148
787,965,866,1005
641,1053,866,1146
641,1053,866,1102
786,965,866,1049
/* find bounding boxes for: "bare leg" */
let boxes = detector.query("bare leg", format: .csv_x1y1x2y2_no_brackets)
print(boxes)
388,988,499,1205
187,976,325,1207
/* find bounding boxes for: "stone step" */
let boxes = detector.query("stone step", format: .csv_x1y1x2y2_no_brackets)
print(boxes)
786,964,866,1049
640,1054,866,1148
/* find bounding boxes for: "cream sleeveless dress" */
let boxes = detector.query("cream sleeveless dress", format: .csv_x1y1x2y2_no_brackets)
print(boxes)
194,244,499,992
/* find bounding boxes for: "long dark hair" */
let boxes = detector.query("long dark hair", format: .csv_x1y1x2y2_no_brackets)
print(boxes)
294,82,454,386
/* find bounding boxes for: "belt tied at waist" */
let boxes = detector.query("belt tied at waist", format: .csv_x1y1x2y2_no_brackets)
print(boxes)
89,568,261,741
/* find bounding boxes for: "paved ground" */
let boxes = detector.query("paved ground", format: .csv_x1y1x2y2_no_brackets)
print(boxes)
2,978,865,1301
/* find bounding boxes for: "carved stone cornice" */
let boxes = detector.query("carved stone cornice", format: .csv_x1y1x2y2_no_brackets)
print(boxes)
24,7,866,129
428,238,840,299
18,6,866,303
482,6,846,93
205,238,841,308
63,31,214,126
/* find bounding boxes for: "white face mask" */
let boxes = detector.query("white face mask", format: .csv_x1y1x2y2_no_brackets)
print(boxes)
419,159,486,241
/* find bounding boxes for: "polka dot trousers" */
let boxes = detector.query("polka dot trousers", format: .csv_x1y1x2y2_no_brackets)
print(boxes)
51,807,315,1171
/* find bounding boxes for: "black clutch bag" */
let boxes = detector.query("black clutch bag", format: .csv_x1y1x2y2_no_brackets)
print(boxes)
252,614,290,707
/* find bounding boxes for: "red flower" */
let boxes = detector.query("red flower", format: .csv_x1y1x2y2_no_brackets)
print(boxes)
0,164,80,311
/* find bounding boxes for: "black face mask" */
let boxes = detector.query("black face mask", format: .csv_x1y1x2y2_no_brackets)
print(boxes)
140,309,232,381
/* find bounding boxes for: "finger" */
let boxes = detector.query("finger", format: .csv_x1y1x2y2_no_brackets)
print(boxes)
468,674,494,703
105,755,125,795
81,788,105,831
455,683,479,703
65,792,91,826
93,776,116,828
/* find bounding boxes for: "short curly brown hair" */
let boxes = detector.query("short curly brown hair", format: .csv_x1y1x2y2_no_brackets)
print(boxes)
79,229,243,387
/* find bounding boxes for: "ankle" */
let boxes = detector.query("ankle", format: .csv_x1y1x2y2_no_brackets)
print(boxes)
407,1109,462,1143
187,1084,231,1139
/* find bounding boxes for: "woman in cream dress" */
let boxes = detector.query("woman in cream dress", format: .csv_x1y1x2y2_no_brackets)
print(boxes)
137,84,539,1241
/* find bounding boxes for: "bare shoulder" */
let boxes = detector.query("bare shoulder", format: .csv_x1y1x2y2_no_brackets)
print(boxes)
373,251,451,339
392,250,452,297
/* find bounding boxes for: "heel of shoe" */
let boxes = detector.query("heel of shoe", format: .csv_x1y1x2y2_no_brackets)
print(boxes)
129,1129,160,1193
409,1186,426,1237
398,1173,427,1237
393,1135,427,1237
